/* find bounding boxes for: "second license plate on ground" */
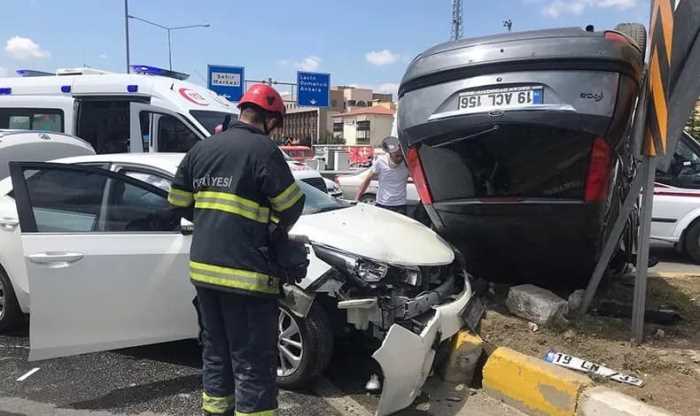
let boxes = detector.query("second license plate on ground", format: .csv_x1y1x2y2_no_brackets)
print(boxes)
458,86,543,111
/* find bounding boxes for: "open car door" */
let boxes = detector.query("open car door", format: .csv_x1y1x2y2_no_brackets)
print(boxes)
9,162,197,361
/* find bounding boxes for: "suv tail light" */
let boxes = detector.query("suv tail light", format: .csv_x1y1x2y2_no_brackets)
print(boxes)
604,31,630,44
405,147,433,204
584,137,612,202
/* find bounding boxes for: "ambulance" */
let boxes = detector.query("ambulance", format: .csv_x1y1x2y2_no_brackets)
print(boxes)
0,65,238,154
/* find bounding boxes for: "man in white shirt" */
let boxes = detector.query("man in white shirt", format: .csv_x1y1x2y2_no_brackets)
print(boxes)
356,136,411,215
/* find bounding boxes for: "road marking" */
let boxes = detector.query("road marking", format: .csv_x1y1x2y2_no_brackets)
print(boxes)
17,367,40,382
312,377,374,416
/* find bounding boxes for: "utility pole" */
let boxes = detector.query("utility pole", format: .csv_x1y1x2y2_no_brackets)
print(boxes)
125,0,130,72
451,0,463,41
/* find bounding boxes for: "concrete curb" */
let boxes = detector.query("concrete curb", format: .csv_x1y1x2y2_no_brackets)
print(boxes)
477,347,679,416
578,386,676,416
482,347,592,416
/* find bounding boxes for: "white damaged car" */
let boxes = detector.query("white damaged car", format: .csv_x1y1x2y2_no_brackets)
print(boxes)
0,153,477,416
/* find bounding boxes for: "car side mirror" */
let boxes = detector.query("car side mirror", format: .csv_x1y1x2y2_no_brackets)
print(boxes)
181,218,193,235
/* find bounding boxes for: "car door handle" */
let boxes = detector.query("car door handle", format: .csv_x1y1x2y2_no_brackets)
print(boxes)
0,217,18,231
28,252,84,266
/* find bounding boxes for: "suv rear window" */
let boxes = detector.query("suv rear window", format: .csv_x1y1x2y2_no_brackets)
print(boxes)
419,124,595,201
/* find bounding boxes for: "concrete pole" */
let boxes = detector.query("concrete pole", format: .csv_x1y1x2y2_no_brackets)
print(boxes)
632,156,657,343
124,0,131,72
167,29,172,70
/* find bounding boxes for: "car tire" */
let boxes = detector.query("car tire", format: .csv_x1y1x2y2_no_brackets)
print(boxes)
683,220,700,264
615,23,647,57
0,267,22,332
359,194,376,205
277,303,334,389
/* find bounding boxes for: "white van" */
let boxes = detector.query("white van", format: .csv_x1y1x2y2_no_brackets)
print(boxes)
0,66,238,154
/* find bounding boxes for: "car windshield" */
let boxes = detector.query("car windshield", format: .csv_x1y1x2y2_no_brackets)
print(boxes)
298,180,349,215
190,110,238,135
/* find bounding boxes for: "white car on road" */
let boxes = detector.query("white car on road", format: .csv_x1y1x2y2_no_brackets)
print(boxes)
651,132,700,263
0,152,476,416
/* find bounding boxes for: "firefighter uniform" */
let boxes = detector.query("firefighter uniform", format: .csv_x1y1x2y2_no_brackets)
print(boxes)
168,120,305,416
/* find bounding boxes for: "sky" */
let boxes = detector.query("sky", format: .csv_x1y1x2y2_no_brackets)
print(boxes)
0,0,650,97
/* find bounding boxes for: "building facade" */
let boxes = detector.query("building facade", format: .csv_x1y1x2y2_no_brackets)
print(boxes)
273,86,395,145
332,106,395,146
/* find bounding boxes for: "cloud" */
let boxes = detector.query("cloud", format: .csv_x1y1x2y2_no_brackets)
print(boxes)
0,67,8,77
99,53,108,60
5,36,49,60
542,0,637,18
296,56,321,72
365,49,400,66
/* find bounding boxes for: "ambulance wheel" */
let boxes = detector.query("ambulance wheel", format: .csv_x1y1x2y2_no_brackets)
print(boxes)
684,220,700,264
0,267,22,333
615,23,647,57
277,303,334,389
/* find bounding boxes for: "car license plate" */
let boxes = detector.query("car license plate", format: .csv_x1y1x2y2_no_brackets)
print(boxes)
457,86,543,111
461,296,486,332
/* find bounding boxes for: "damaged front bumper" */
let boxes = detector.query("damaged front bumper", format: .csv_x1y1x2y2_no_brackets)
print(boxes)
371,270,474,416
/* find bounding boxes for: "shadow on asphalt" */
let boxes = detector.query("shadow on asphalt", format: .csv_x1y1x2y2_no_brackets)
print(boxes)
651,245,697,267
115,339,202,368
68,374,201,410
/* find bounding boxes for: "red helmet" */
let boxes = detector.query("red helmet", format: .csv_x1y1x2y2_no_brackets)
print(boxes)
238,84,286,116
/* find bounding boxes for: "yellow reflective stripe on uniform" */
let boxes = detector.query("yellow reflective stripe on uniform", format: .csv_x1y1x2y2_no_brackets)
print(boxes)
235,410,277,416
202,392,234,414
235,412,277,416
269,183,303,212
168,187,193,207
194,191,270,223
190,261,279,294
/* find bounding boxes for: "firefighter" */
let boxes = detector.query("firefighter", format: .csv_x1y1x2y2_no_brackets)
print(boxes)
168,84,305,416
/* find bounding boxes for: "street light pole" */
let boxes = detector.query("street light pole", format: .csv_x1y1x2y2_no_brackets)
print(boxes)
125,0,131,72
167,29,172,70
127,14,210,71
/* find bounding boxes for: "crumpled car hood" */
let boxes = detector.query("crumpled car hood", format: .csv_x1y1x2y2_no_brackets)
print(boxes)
291,204,454,266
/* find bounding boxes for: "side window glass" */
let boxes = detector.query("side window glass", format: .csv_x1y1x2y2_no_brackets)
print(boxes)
158,115,200,153
666,138,700,188
23,169,106,232
0,109,64,133
121,170,172,191
139,112,152,152
103,177,178,232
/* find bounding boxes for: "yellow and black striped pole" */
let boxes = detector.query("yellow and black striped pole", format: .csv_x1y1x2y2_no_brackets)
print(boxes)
644,0,674,156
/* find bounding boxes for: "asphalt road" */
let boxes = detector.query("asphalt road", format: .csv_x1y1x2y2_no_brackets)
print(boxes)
4,246,690,416
0,326,522,416
651,242,700,274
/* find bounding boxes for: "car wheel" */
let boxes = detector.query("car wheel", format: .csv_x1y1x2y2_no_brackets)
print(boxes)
359,194,376,205
683,220,700,264
277,303,333,389
615,23,647,57
0,268,22,332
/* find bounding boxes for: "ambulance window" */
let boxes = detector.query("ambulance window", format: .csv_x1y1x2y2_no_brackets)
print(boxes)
157,115,201,152
139,112,151,151
191,110,237,134
0,108,64,132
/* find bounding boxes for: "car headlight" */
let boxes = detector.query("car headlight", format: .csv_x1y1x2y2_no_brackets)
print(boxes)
355,259,388,282
313,245,388,285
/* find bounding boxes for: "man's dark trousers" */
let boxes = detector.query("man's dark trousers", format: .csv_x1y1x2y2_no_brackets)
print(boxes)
196,286,279,415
